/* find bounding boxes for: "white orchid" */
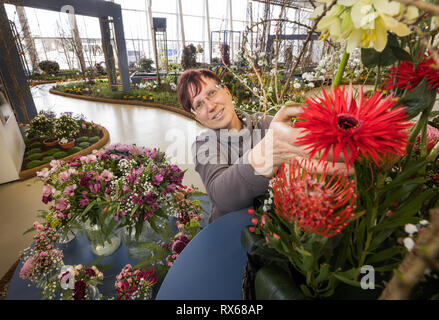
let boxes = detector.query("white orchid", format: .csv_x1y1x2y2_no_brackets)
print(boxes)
312,0,419,52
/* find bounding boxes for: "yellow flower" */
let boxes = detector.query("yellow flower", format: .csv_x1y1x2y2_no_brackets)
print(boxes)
313,0,419,53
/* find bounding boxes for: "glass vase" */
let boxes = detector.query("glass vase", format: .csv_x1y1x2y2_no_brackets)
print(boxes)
86,284,102,300
122,222,163,263
84,219,121,256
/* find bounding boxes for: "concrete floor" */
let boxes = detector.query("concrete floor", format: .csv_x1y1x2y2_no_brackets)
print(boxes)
0,84,207,279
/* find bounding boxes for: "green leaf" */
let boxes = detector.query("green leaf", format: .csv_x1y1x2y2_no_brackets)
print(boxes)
366,246,404,264
254,265,306,300
315,264,331,284
370,229,396,251
380,160,427,191
390,46,412,62
241,226,263,252
333,273,362,288
396,78,436,119
22,226,36,236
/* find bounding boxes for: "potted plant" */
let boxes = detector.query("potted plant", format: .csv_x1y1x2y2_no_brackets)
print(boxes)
26,111,57,144
54,113,79,149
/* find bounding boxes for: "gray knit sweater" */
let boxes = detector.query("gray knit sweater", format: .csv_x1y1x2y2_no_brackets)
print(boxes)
191,109,273,223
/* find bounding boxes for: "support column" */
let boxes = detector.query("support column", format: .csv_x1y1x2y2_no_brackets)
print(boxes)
0,3,37,123
16,6,39,72
177,0,185,48
228,0,233,62
67,12,87,73
99,16,117,89
147,0,160,83
113,11,130,91
205,0,211,64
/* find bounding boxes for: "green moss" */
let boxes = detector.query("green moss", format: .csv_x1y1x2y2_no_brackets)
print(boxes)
76,136,89,143
78,142,90,149
67,146,81,155
26,153,43,161
41,156,55,163
29,141,42,148
44,148,61,156
52,151,68,159
26,160,44,169
89,136,100,143
27,148,42,155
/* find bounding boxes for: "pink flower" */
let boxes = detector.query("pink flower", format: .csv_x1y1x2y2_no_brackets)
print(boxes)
100,169,114,182
42,184,55,197
36,168,50,179
58,171,71,184
89,183,101,194
86,154,97,163
55,197,70,211
19,257,35,279
63,184,77,197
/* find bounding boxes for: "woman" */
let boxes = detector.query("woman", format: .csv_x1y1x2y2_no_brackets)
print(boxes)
177,68,349,223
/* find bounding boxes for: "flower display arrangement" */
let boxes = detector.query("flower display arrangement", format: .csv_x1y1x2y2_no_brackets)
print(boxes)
25,110,56,139
57,264,104,300
36,143,185,247
20,222,64,297
240,1,439,300
115,264,158,300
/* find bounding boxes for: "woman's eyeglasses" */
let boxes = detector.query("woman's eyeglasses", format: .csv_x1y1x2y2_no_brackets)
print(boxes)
192,83,225,115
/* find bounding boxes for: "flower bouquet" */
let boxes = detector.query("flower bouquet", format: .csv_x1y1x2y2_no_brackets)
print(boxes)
57,264,104,300
19,222,64,297
115,264,158,300
36,143,185,256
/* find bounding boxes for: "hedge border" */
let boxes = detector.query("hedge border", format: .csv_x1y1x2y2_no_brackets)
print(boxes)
19,124,110,180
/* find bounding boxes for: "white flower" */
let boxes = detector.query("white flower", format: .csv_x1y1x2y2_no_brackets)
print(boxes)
59,265,75,290
307,82,315,88
293,83,301,89
403,237,415,252
404,223,418,235
419,220,429,226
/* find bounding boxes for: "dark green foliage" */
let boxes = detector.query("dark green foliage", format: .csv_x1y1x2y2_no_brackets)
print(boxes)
88,136,100,144
181,44,197,70
26,153,43,161
44,148,61,156
38,60,60,74
26,160,44,169
52,151,68,159
138,58,154,72
76,136,89,143
29,141,42,148
67,146,82,155
79,142,90,149
41,156,55,163
28,148,42,155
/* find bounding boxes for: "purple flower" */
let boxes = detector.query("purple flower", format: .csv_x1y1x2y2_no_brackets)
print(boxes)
63,184,77,197
85,268,96,277
79,195,90,208
58,171,71,184
89,183,101,194
152,174,163,186
80,176,92,187
55,197,70,211
172,240,188,254
73,280,87,300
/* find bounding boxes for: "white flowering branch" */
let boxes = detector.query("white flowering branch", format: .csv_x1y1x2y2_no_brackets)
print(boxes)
379,208,439,300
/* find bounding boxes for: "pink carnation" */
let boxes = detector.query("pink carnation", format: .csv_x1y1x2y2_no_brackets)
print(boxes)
19,257,35,279
63,184,77,197
55,197,70,211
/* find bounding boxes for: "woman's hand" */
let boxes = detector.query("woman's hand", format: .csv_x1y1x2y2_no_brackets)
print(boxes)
248,104,354,178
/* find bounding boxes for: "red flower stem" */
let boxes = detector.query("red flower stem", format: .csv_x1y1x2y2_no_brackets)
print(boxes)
333,48,349,88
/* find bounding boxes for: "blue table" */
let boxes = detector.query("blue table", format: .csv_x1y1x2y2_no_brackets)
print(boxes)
6,231,140,300
156,209,252,300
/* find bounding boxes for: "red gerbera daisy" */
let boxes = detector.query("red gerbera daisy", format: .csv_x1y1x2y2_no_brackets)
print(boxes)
294,84,411,169
272,158,356,237
384,56,439,91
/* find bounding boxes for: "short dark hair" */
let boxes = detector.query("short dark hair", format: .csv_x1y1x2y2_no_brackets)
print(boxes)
177,68,221,113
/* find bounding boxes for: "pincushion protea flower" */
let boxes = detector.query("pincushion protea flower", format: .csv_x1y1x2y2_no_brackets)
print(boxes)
384,56,439,91
294,84,411,169
272,159,357,237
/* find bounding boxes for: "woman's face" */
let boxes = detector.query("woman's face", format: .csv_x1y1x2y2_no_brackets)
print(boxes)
190,77,236,130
